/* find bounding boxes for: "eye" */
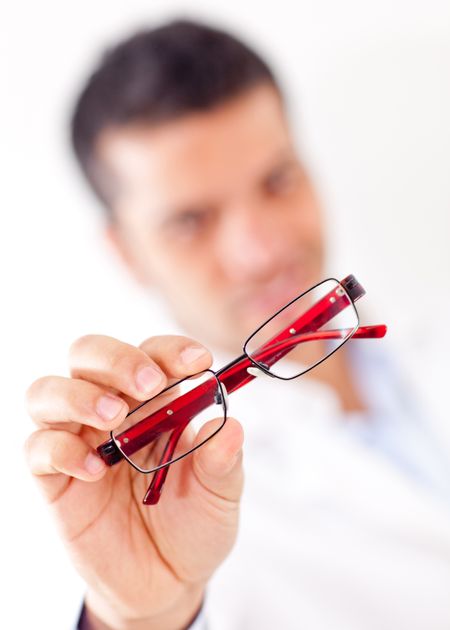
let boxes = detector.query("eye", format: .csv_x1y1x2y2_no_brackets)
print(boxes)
163,207,215,240
175,211,206,228
264,163,303,197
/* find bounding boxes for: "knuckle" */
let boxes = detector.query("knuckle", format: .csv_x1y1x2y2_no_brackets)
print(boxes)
68,334,97,360
107,347,129,370
25,376,53,414
107,349,138,376
23,431,38,461
23,430,48,467
140,335,207,362
139,334,183,350
49,433,69,467
176,335,202,346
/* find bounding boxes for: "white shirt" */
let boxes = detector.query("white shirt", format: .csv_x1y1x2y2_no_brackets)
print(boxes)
197,341,450,630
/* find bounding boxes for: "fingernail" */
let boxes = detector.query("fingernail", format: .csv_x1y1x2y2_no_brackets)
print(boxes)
136,365,163,394
96,395,124,422
180,345,209,365
85,452,105,475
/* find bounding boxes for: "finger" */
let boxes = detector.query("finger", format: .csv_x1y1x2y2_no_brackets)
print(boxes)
26,376,129,431
69,335,167,401
139,335,212,379
25,429,107,483
192,417,244,504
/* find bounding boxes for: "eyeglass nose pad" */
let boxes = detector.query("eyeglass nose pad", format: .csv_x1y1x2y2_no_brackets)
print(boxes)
246,366,273,378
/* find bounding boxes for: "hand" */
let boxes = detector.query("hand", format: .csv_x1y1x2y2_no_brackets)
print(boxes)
25,335,244,630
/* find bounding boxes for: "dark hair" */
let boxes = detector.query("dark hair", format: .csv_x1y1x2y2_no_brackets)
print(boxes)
70,19,278,210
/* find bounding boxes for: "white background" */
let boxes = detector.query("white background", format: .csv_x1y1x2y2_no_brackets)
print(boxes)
1,1,449,627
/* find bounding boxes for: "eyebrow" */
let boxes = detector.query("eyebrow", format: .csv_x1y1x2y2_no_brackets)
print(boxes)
267,149,300,171
154,148,300,221
153,201,218,229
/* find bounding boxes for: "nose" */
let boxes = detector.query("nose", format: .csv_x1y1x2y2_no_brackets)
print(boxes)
214,202,286,283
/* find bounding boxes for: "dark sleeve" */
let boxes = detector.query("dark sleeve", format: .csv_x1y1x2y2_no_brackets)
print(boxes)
75,603,89,630
75,601,206,630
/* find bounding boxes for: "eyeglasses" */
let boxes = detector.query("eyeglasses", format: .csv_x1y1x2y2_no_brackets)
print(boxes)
97,275,387,505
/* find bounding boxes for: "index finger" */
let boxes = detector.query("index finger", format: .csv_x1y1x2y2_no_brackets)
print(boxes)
69,334,167,401
139,335,213,379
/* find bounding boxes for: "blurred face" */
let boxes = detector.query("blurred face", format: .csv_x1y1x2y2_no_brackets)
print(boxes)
97,84,325,352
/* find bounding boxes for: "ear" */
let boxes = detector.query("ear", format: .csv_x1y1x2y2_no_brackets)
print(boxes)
104,223,153,287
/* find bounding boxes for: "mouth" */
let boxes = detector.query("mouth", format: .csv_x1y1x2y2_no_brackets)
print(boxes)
235,268,312,323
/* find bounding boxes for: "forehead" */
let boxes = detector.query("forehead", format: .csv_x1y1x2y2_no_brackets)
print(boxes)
96,84,293,209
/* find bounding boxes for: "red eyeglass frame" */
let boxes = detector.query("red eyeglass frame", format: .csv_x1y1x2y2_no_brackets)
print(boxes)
97,275,387,505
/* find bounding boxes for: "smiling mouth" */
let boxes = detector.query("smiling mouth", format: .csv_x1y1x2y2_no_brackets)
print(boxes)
236,270,312,321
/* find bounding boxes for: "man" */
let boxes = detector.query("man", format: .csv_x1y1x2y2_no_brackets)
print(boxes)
25,19,450,630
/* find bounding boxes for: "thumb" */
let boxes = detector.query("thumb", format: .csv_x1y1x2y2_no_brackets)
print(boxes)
192,417,244,503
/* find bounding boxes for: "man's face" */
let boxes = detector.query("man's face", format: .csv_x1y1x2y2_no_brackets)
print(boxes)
98,84,325,352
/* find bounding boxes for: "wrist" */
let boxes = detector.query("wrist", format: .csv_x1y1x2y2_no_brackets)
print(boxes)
83,583,204,630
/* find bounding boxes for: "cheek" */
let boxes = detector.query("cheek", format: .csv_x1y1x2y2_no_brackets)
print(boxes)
278,197,323,248
302,211,324,245
117,213,219,298
293,188,324,243
146,243,217,299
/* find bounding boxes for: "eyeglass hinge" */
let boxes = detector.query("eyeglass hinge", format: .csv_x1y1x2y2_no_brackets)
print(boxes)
214,382,229,411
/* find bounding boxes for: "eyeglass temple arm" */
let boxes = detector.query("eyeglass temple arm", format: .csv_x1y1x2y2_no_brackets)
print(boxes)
218,325,386,394
142,424,186,505
254,325,387,372
351,325,387,339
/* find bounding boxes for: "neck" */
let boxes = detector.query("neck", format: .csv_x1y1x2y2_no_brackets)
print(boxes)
302,345,366,413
